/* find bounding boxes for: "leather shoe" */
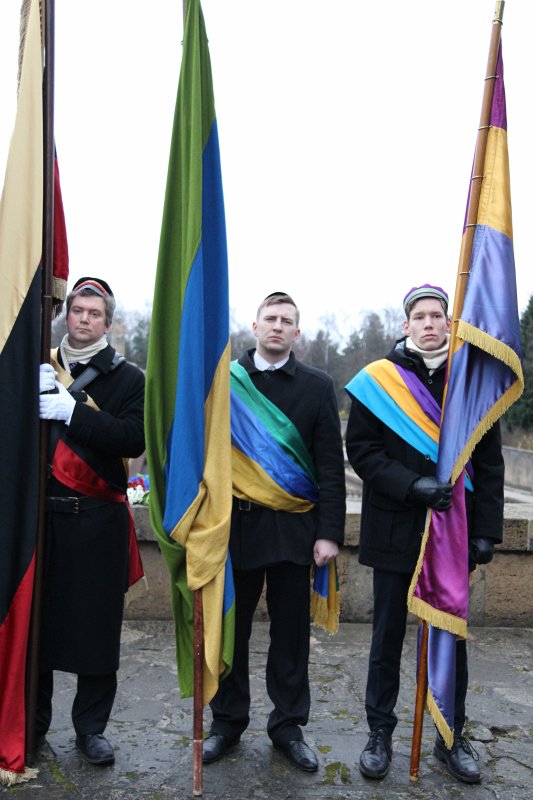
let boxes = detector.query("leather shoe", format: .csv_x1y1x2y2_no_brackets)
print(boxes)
202,733,240,764
274,739,318,772
75,733,115,765
434,733,480,784
359,729,392,779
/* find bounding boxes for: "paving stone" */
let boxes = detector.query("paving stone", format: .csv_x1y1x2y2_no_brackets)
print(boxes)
2,622,532,799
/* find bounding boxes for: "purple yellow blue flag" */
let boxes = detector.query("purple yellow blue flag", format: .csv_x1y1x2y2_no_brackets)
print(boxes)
144,0,234,705
408,40,523,746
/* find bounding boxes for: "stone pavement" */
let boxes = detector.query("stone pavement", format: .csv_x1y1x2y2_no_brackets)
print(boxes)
3,622,532,800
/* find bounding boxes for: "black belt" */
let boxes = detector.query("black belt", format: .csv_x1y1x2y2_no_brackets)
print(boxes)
46,496,111,514
235,498,267,512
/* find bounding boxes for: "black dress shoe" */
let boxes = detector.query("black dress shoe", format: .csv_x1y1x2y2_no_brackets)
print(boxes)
75,733,115,765
34,735,56,758
359,729,392,779
433,733,480,784
202,733,240,764
274,739,318,772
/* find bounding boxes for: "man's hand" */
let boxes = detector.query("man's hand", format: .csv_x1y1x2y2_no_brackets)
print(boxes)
468,537,495,572
39,381,76,424
313,539,339,568
409,477,453,510
39,363,58,393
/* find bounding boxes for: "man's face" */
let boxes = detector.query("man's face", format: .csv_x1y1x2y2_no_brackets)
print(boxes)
403,298,450,351
252,302,300,363
66,295,109,349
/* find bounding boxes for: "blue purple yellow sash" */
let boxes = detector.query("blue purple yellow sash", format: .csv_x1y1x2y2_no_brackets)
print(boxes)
230,361,339,632
345,359,473,490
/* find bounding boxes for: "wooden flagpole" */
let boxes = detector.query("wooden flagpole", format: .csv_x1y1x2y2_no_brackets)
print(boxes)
409,0,505,780
193,589,204,796
25,0,56,760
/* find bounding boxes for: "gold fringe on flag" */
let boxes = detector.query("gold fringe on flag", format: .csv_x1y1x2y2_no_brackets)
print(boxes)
407,512,467,639
0,766,38,787
310,561,340,634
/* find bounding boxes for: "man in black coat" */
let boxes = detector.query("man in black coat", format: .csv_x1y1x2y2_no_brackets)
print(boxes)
203,292,346,772
37,277,145,766
345,284,504,784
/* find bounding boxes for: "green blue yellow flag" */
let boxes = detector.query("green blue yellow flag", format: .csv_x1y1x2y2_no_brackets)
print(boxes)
145,0,234,705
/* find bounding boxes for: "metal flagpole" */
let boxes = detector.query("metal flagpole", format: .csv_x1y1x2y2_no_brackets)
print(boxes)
409,0,505,780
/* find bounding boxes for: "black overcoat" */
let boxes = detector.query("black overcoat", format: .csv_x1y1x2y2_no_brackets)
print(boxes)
345,339,504,574
229,349,346,570
40,345,145,674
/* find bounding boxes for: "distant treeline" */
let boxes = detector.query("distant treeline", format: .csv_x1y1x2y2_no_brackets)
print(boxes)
52,295,533,438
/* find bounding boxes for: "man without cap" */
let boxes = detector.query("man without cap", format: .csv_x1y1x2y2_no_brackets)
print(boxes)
203,292,346,772
37,278,145,765
345,284,504,784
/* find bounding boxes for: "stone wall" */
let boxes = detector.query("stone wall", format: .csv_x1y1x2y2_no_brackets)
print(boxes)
127,502,533,626
503,446,533,494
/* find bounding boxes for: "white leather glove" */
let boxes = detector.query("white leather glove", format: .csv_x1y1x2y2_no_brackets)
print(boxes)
39,381,76,424
39,363,58,393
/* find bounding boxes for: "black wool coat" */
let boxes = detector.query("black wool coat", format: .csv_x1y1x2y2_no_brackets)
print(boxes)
229,349,346,570
40,345,145,674
345,339,504,574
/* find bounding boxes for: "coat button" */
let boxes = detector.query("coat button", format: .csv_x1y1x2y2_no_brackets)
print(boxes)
425,454,430,460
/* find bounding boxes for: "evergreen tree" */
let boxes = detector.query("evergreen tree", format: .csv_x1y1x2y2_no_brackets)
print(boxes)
506,294,533,432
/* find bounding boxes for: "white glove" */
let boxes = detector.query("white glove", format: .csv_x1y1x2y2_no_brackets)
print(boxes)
39,381,76,424
39,363,58,393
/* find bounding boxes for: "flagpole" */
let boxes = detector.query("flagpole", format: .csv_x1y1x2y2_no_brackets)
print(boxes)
193,589,204,796
25,0,56,760
450,0,505,328
409,0,504,781
181,0,204,788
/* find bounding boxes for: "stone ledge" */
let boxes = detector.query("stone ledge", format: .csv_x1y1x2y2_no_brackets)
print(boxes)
131,502,533,552
127,503,533,625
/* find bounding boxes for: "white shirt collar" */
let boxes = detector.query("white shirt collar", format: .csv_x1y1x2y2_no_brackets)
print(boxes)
253,351,290,371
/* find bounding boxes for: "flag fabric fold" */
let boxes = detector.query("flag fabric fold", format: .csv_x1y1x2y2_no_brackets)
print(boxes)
407,42,523,747
0,0,42,784
145,0,234,706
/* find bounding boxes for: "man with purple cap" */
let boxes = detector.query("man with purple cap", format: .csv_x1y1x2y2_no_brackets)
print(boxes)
36,277,145,766
345,283,504,784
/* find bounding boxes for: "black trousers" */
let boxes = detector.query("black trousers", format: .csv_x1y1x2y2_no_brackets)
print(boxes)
365,569,468,735
209,561,311,746
35,670,117,737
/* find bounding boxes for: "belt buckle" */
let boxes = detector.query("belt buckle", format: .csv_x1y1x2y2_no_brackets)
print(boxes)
71,497,79,514
238,499,252,511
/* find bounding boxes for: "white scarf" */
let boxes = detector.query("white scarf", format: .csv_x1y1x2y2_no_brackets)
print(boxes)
59,334,108,374
405,334,450,375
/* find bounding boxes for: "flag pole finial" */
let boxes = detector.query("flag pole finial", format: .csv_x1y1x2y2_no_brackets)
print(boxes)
494,1,505,24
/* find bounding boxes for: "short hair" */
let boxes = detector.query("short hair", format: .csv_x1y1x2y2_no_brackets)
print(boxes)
66,287,116,326
256,292,300,326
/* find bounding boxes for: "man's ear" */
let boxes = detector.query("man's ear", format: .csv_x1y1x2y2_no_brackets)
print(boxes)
252,320,258,337
403,318,410,335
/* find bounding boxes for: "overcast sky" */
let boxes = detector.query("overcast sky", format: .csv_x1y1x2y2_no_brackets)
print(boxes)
1,1,531,339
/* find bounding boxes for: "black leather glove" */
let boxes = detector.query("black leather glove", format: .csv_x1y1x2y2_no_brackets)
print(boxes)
468,537,495,572
408,477,453,510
